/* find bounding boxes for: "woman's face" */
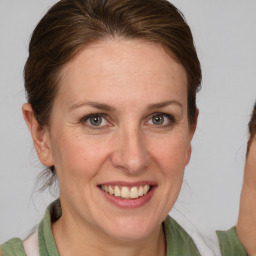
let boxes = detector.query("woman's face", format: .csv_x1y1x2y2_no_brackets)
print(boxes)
44,39,195,241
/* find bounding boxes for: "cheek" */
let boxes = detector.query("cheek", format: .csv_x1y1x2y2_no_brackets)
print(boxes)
149,133,190,175
148,134,189,218
50,131,111,178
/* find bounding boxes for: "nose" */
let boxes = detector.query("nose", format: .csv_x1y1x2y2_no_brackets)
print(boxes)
111,127,149,174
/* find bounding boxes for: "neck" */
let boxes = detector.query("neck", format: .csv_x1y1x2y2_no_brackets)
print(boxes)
52,209,166,256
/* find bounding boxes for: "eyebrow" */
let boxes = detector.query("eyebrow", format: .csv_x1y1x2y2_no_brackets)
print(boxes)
69,101,116,112
69,100,182,112
147,100,183,110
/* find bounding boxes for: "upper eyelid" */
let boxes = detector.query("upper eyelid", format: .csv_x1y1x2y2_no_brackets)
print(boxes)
81,113,108,121
146,112,175,121
80,113,108,124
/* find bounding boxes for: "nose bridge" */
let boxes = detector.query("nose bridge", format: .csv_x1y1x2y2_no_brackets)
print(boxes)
112,124,149,173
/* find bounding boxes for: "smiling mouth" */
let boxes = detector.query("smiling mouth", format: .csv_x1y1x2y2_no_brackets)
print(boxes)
99,185,152,199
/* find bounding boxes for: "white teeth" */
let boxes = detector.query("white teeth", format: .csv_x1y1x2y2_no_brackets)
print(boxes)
138,186,144,196
143,185,150,194
101,185,151,199
114,186,121,197
130,187,139,199
101,185,109,192
109,186,114,195
121,187,130,198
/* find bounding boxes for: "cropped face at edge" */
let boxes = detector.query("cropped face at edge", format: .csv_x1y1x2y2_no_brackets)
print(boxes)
39,40,196,240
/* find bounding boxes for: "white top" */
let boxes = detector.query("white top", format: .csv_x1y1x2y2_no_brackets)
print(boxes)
23,231,39,256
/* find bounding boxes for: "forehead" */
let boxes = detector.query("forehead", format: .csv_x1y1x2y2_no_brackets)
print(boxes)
57,39,188,107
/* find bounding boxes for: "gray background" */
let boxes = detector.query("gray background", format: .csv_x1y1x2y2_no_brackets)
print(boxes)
0,0,255,243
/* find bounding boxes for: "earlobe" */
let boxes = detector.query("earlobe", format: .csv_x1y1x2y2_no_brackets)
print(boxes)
22,103,53,167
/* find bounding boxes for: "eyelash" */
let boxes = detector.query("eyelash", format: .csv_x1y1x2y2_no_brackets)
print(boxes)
80,112,176,129
80,113,110,129
146,112,176,128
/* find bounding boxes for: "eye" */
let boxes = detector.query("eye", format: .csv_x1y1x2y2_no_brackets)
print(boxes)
89,116,104,126
152,115,165,125
147,113,175,127
82,114,109,128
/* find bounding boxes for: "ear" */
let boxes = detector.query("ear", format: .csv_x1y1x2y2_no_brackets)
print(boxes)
186,110,199,165
22,103,53,167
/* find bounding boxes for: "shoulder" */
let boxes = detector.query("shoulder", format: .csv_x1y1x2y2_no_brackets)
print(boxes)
216,226,248,256
0,200,60,256
164,215,201,255
0,238,26,256
1,230,39,256
168,209,222,256
164,216,195,242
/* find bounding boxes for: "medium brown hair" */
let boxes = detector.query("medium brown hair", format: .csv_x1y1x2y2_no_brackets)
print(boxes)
24,0,201,188
247,102,256,155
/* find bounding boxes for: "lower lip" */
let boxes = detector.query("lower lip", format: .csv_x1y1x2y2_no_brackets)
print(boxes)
99,186,156,209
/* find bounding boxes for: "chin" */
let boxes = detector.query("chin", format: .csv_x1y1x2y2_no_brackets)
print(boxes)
101,215,161,242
